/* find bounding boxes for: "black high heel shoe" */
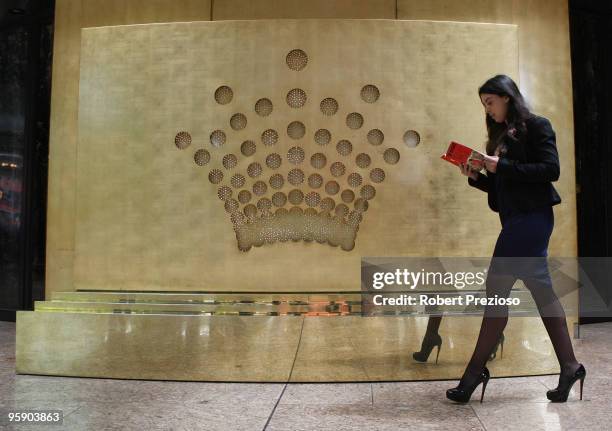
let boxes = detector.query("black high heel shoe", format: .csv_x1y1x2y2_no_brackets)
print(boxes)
488,332,505,361
446,366,490,403
412,333,442,364
547,364,586,402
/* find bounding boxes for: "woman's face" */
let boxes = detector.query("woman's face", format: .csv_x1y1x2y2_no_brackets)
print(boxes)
480,93,509,123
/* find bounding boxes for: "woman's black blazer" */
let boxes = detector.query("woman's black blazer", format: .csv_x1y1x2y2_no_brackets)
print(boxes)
467,114,562,212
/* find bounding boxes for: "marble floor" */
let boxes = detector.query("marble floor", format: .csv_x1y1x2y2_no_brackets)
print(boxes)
1,321,610,430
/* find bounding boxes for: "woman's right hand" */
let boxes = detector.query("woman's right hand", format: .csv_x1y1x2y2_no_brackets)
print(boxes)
459,162,479,180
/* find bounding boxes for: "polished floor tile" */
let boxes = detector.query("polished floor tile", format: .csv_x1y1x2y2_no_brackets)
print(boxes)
471,399,610,431
1,321,611,430
266,403,485,431
279,383,372,406
59,400,273,431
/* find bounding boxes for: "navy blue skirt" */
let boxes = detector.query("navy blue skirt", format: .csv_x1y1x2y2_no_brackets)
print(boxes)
489,206,554,279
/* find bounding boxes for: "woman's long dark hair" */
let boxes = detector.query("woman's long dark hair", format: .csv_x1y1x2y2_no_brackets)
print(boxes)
478,75,534,155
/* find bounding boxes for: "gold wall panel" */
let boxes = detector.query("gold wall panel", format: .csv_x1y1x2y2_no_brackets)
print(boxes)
46,0,212,298
213,0,396,20
47,0,577,297
16,307,560,382
74,20,517,291
16,311,302,382
397,0,577,257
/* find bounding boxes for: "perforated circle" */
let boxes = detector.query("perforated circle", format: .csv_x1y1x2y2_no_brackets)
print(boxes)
288,168,305,186
262,129,279,146
341,189,355,203
360,184,376,200
370,168,386,183
360,85,380,103
289,206,303,215
266,153,282,169
238,190,252,204
257,198,272,213
347,172,363,188
320,98,339,116
325,181,340,195
230,113,247,131
354,198,369,213
231,173,246,189
287,146,305,164
253,181,267,196
320,197,336,212
210,130,226,147
224,198,239,213
335,204,349,217
314,129,331,145
269,173,284,189
222,154,238,169
305,192,321,207
286,49,308,71
247,162,263,178
231,212,245,225
244,204,257,218
310,153,327,169
194,149,210,166
356,153,371,168
275,207,288,216
209,169,223,184
287,121,306,140
175,131,192,149
336,140,352,156
367,129,384,146
272,192,287,207
308,173,323,189
330,161,346,177
287,88,307,108
383,148,400,164
305,207,317,216
403,130,421,147
255,98,273,117
214,86,233,105
217,186,232,201
241,140,256,157
346,112,364,130
288,189,304,205
348,210,363,226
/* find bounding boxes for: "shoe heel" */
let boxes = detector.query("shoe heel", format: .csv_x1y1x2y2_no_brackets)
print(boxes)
580,377,585,400
500,339,504,359
480,378,489,403
435,343,442,365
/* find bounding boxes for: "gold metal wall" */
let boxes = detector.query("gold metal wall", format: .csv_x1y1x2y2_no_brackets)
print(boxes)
396,0,577,258
73,19,517,291
47,0,577,296
47,0,213,297
17,292,561,382
212,0,396,19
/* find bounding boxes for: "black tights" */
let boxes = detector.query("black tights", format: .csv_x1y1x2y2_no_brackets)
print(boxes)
462,270,579,384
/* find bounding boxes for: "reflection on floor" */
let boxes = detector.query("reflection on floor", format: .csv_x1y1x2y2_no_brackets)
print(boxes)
1,321,610,430
17,291,568,382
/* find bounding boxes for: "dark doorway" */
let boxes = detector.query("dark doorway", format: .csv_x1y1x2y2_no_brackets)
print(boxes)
0,0,54,321
569,0,612,323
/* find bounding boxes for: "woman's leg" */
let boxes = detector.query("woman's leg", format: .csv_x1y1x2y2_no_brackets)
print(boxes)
461,270,517,382
423,314,442,338
523,274,580,374
413,315,443,360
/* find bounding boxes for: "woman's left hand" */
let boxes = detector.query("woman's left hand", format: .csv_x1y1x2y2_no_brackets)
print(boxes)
484,155,499,173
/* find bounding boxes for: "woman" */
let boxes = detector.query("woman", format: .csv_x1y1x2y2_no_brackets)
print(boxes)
446,74,585,403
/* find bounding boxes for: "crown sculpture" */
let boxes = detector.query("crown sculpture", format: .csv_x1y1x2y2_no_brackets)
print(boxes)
174,49,420,252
